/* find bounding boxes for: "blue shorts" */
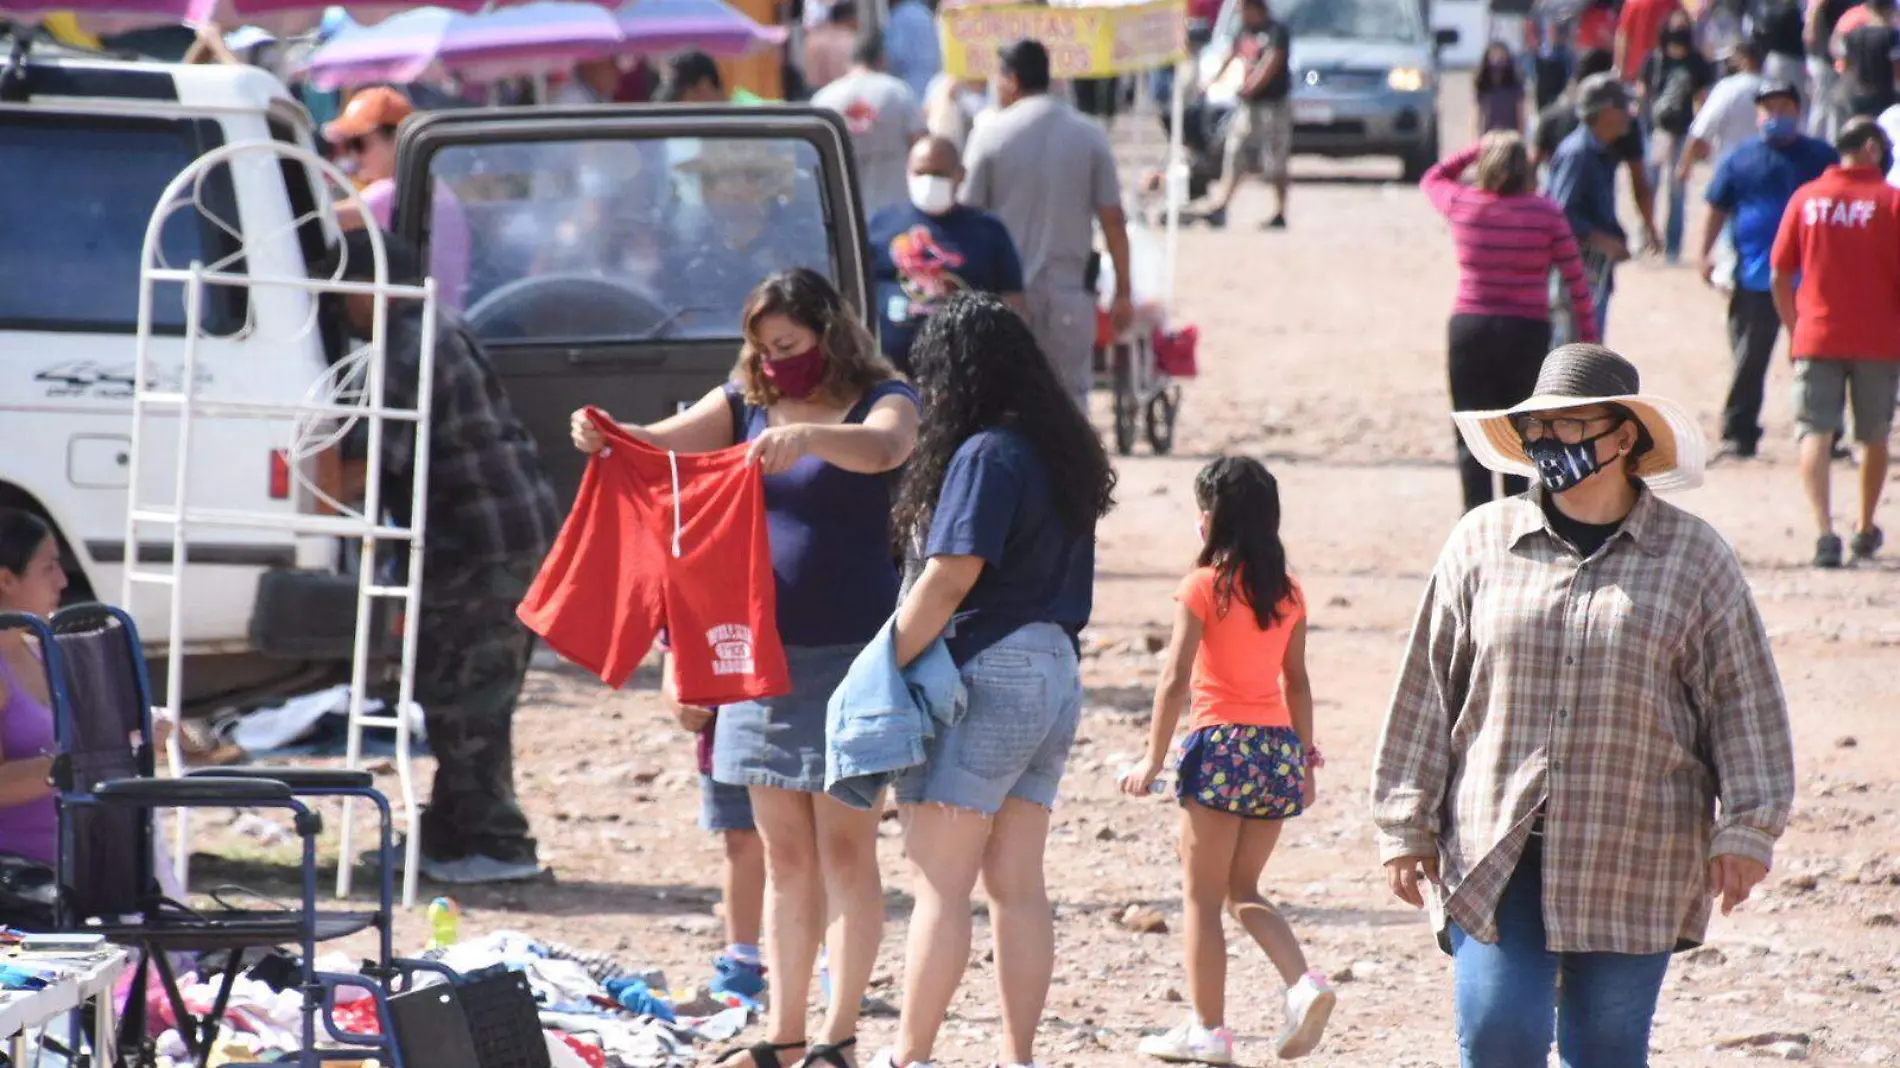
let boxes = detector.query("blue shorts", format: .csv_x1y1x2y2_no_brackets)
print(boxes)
1176,724,1306,820
896,623,1083,815
713,643,859,793
699,773,756,832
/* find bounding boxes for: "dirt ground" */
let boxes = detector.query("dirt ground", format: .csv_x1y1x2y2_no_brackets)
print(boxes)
196,90,1900,1066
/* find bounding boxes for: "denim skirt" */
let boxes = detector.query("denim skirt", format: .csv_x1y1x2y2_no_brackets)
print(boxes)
712,643,860,793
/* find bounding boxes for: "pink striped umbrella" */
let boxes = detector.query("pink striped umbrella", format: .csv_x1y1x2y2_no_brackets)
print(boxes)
0,0,487,36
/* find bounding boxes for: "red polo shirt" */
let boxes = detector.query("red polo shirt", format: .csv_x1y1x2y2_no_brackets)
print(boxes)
1771,165,1900,361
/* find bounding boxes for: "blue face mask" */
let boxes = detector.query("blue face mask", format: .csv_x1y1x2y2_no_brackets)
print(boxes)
1761,114,1800,145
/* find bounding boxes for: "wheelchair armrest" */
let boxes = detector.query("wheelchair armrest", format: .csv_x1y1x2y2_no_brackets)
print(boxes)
93,776,293,805
188,766,376,790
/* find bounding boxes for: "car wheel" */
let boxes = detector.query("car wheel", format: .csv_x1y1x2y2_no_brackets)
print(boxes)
1401,125,1441,183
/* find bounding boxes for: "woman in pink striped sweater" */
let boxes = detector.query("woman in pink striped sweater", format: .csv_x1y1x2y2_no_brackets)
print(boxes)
1422,132,1600,511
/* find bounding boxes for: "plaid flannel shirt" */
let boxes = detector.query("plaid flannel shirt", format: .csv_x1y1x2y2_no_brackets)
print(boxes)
380,310,558,570
1370,488,1795,954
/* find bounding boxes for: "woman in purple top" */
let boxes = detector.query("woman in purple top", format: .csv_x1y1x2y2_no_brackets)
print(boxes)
1474,42,1528,138
572,269,920,1068
1421,132,1598,512
0,510,66,865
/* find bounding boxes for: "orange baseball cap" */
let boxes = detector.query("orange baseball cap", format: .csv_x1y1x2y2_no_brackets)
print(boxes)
323,86,415,143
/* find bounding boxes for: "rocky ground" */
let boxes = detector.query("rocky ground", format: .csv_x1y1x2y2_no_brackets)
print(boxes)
193,91,1900,1066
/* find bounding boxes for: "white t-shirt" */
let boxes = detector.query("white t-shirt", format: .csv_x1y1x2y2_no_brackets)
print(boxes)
1689,72,1765,165
1881,104,1900,188
813,70,926,219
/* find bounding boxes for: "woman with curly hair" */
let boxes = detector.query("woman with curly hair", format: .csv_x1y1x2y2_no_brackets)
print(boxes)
873,292,1116,1068
571,268,918,1068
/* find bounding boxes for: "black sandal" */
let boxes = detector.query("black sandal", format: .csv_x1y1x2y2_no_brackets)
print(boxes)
800,1037,857,1068
718,1039,807,1068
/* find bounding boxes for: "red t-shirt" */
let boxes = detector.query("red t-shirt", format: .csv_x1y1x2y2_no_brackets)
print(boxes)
1618,0,1683,75
1577,6,1618,51
1770,166,1900,361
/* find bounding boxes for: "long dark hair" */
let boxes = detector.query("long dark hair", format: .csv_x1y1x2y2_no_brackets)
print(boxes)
1475,42,1522,93
1194,457,1294,628
0,509,53,577
893,293,1115,548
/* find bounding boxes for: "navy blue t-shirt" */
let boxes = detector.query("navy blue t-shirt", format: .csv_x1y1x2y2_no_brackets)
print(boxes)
925,427,1095,664
1706,135,1838,292
731,379,920,647
867,204,1024,372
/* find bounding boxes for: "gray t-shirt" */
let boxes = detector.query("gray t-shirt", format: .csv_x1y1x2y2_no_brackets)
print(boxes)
960,95,1121,292
814,70,926,220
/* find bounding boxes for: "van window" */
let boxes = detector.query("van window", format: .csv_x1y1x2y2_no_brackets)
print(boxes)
0,114,247,335
428,136,835,345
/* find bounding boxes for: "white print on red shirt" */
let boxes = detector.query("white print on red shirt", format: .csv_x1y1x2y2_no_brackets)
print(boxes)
707,623,757,677
1802,197,1879,228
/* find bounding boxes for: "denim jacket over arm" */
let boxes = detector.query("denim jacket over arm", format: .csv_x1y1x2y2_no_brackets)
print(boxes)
824,616,966,809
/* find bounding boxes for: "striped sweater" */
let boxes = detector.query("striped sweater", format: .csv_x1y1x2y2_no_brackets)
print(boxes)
1422,144,1600,341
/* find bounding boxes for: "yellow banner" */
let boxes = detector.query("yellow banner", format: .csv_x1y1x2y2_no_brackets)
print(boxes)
939,1,1188,80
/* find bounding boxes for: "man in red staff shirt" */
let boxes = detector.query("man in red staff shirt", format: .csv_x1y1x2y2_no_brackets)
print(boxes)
1771,117,1900,568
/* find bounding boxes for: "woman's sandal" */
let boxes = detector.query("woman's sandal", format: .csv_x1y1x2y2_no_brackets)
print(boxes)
717,1039,808,1068
799,1037,858,1068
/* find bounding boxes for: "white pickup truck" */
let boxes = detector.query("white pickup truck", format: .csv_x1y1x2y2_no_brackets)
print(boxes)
0,53,359,710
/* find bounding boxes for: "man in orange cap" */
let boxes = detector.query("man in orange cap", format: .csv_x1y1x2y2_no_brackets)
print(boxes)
324,86,471,311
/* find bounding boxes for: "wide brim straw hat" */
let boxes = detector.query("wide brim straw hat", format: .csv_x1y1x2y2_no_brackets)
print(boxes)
1452,344,1707,492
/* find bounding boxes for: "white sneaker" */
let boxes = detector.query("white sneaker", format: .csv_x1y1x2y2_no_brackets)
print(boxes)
1276,972,1336,1060
1138,1019,1235,1065
870,1052,934,1068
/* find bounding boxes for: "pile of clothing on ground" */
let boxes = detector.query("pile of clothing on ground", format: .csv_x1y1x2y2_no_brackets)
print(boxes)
136,933,751,1068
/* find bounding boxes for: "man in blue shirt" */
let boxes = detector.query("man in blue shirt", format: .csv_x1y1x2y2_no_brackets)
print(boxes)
1547,73,1637,342
1699,79,1840,459
868,136,1025,372
883,0,942,102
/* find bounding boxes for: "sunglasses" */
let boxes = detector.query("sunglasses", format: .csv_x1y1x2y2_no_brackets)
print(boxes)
1513,413,1625,445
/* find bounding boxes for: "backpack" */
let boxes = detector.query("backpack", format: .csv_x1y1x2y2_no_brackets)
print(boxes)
1655,65,1698,136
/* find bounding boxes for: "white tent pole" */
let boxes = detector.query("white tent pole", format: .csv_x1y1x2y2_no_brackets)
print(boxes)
1163,55,1188,318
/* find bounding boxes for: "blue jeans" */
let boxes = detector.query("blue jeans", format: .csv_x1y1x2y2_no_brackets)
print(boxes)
1647,134,1688,261
1450,838,1671,1068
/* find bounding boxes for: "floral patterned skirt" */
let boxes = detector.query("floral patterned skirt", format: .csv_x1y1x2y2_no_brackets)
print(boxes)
1175,724,1306,820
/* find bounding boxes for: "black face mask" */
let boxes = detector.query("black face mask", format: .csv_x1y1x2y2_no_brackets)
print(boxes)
1525,425,1625,494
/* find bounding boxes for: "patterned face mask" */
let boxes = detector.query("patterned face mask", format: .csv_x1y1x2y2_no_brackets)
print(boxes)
1525,427,1623,494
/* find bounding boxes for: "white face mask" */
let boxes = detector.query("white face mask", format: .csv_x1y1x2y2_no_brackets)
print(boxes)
908,173,957,215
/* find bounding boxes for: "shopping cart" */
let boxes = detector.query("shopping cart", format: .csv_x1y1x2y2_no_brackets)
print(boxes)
1094,309,1198,457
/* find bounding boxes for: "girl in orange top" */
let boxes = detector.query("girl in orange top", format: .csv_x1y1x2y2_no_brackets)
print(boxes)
1120,456,1332,1064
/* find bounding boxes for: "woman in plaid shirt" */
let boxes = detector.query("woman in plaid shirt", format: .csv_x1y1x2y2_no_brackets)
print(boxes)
1371,345,1796,1067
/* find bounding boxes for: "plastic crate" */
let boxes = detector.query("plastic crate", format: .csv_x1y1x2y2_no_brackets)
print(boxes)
459,966,550,1068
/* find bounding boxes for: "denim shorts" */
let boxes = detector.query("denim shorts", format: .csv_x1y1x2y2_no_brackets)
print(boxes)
896,623,1083,814
699,773,756,832
712,643,860,793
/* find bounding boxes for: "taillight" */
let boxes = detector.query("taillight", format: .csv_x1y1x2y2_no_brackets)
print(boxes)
270,450,291,500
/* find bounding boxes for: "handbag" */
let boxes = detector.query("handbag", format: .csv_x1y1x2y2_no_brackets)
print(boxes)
0,853,58,931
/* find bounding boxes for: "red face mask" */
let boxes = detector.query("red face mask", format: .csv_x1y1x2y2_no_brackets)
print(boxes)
762,344,827,400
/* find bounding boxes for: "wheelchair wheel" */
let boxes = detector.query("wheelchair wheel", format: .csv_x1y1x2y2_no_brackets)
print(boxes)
1146,388,1178,456
1112,344,1139,456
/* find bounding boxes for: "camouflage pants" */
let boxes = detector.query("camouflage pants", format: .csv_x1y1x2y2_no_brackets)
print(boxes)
415,557,538,865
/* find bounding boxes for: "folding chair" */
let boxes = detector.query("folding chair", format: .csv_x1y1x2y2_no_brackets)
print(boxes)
13,603,448,1068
